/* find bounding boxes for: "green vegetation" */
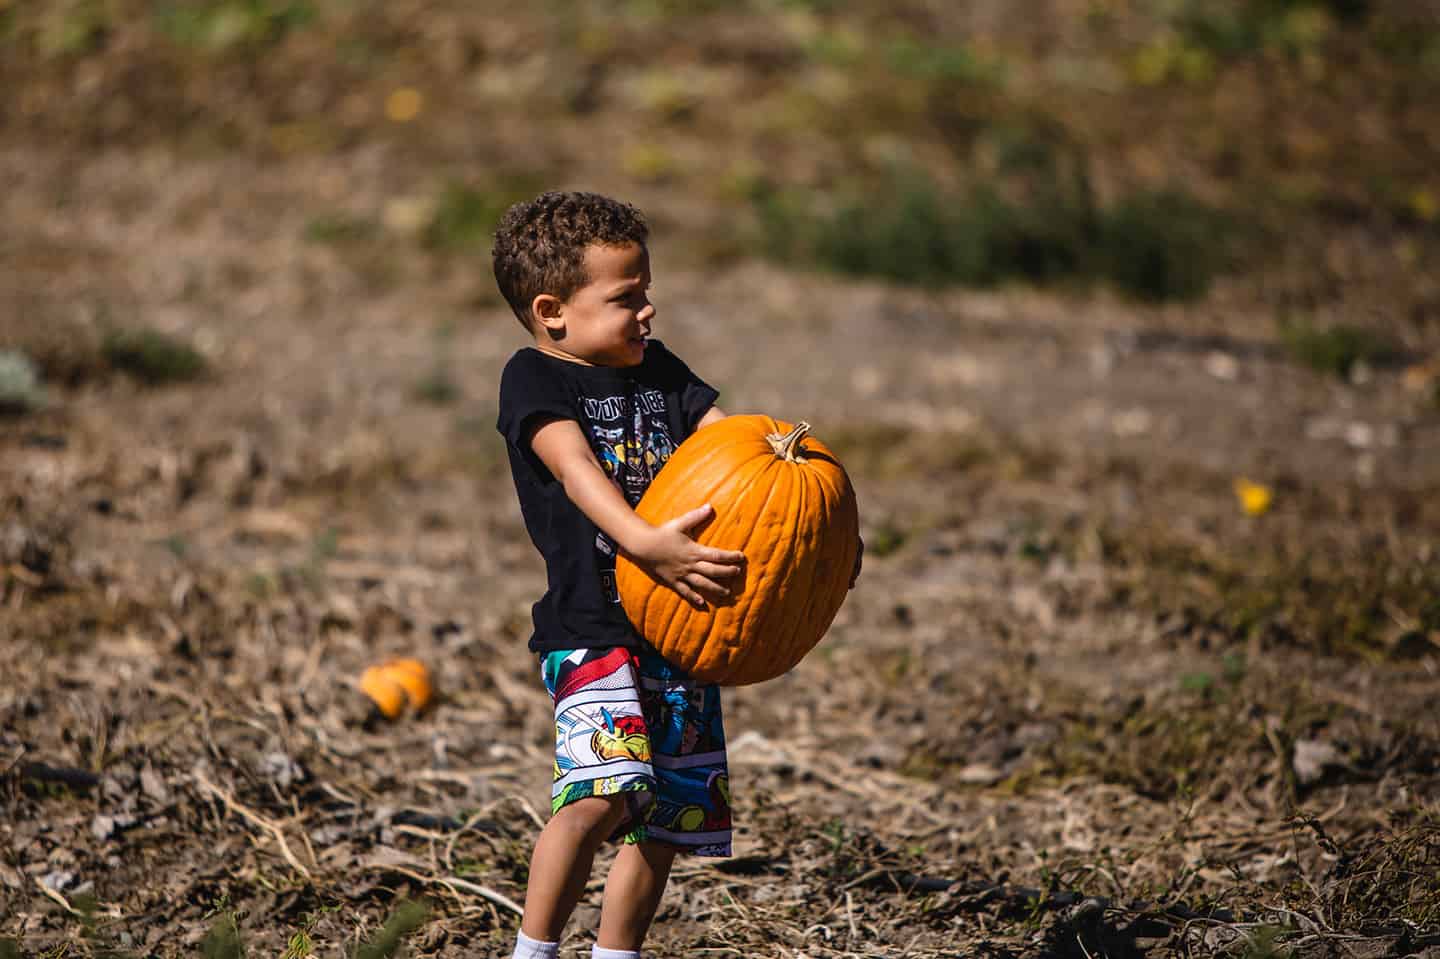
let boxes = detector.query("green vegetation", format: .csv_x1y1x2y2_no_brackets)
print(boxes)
423,177,543,253
153,0,317,53
191,899,428,959
1097,523,1440,659
1,0,323,58
304,214,379,246
1280,321,1399,378
1173,0,1368,61
201,909,245,959
822,422,995,481
1099,189,1229,302
413,322,461,405
413,369,460,405
1237,925,1292,959
102,328,208,385
751,168,1229,301
353,900,429,959
1017,669,1265,800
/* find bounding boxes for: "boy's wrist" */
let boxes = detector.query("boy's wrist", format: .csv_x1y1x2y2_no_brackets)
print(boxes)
614,520,662,564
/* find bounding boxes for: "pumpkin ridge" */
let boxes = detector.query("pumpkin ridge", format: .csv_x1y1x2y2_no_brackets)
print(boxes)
770,455,813,678
663,446,770,676
719,451,788,679
708,453,774,669
739,454,798,681
798,466,850,675
800,471,843,660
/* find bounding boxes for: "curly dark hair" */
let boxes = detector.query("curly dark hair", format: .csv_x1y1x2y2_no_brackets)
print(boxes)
492,191,649,330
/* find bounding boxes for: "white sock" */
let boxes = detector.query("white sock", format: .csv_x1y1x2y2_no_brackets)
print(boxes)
591,947,641,959
512,929,559,959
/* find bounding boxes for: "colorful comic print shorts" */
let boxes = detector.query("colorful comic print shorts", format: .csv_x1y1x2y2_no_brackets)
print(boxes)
541,646,732,857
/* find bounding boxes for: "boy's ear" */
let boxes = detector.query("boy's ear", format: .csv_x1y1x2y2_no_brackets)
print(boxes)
531,294,565,336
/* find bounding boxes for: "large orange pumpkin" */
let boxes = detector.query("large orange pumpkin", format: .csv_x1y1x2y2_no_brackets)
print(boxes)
615,415,859,685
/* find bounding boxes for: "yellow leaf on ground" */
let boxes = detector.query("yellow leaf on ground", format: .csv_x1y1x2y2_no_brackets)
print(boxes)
1234,478,1273,516
385,88,424,123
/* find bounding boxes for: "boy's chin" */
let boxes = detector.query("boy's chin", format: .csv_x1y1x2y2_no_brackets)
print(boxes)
617,340,648,365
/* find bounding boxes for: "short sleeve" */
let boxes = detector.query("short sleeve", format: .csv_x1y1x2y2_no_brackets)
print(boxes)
496,350,577,454
648,340,719,435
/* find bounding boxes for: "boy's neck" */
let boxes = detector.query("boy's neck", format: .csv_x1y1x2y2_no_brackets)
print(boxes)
532,341,634,368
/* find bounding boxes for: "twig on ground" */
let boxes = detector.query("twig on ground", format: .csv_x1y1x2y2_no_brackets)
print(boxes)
192,769,314,879
367,862,523,915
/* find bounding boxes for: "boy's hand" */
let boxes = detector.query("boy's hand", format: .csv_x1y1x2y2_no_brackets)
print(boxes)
850,536,864,589
631,504,746,610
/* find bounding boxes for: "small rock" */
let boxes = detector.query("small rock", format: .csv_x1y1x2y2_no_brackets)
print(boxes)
1205,352,1240,381
258,751,307,790
1293,738,1343,787
92,813,137,841
140,764,171,804
956,763,1005,786
40,870,75,892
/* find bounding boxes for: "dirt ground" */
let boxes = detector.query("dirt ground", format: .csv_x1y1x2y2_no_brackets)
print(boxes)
3,4,1440,958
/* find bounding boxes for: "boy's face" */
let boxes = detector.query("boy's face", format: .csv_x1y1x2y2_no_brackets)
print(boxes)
535,242,654,367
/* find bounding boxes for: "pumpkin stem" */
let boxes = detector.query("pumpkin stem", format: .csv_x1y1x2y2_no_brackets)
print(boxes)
767,421,811,462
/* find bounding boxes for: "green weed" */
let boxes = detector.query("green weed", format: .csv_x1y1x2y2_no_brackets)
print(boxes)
304,214,379,246
1279,321,1398,378
73,893,139,959
153,0,317,53
1238,924,1292,959
1173,0,1367,60
101,328,208,385
1097,524,1440,658
884,37,999,85
413,322,461,405
865,521,907,558
423,177,542,253
34,0,111,57
201,910,245,959
821,423,995,481
353,899,429,959
1055,696,1257,799
1099,189,1230,302
413,369,460,405
750,167,1227,300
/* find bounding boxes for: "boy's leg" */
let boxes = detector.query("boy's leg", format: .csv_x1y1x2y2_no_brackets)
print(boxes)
520,795,629,943
596,840,678,951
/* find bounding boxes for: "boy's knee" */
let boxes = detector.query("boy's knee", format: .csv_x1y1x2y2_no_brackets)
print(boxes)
551,795,629,845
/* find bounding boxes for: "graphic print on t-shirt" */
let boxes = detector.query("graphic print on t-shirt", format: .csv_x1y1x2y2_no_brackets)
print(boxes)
581,386,677,601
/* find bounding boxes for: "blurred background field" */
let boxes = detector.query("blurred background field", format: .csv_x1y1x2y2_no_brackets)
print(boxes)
2,2,1438,957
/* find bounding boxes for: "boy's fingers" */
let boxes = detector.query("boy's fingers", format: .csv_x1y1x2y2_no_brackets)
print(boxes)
676,583,707,609
702,547,746,565
693,561,742,580
667,504,715,535
685,573,731,601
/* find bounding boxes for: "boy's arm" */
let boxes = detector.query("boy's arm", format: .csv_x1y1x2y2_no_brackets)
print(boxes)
528,416,745,610
696,405,727,429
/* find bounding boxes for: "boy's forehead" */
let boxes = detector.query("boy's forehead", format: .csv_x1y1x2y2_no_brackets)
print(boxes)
583,241,649,285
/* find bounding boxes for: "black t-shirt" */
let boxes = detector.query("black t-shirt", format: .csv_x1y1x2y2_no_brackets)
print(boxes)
496,341,720,654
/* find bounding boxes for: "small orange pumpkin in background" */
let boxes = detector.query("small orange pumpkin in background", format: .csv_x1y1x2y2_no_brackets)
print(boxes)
360,658,433,718
616,415,859,686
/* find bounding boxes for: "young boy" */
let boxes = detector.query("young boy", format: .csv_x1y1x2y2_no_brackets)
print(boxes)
492,191,749,959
